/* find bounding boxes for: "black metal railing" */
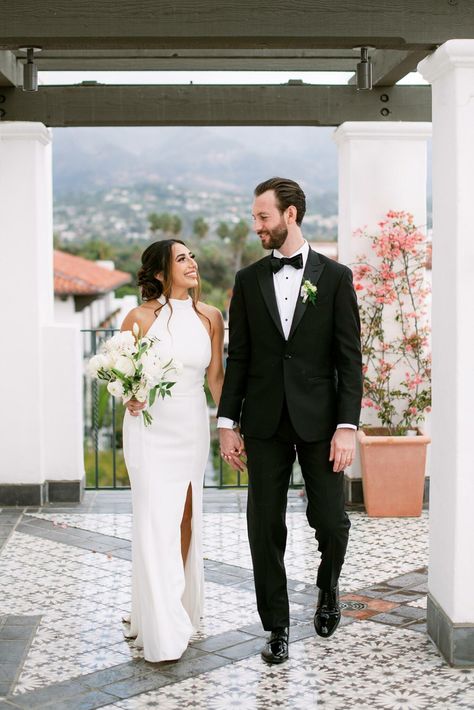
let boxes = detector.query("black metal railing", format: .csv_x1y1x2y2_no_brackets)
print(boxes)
82,328,303,490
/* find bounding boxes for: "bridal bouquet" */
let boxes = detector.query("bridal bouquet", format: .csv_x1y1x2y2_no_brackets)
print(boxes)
87,323,182,426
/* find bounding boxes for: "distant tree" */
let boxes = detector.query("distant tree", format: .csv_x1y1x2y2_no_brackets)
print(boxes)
217,221,230,241
148,212,166,235
217,219,250,272
170,214,182,237
195,243,231,290
242,240,263,268
231,219,250,272
148,212,182,238
60,238,113,261
193,216,209,241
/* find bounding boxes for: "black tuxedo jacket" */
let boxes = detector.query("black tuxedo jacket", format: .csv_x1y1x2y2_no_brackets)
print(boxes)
217,248,363,441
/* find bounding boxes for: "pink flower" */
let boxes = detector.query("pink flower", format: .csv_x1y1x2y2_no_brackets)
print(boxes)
355,209,431,430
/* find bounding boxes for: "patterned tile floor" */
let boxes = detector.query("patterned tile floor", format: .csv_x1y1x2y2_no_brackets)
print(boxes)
27,508,429,591
0,490,472,709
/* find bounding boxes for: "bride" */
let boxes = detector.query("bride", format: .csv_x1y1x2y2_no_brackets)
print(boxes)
121,239,224,662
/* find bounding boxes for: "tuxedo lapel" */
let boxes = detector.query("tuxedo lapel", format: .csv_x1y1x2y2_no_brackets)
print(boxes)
288,249,326,340
256,257,285,339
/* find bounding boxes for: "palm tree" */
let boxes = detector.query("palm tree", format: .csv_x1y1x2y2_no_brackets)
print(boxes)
193,216,209,240
148,212,182,238
217,219,250,272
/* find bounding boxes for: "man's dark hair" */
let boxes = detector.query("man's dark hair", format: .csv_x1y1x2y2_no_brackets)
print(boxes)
254,177,306,226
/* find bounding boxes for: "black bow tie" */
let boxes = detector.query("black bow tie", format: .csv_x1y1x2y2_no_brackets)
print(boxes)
270,253,303,273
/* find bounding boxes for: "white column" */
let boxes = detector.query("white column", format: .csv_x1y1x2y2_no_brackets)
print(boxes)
419,40,474,666
0,122,84,503
0,123,53,495
333,122,431,266
332,122,431,489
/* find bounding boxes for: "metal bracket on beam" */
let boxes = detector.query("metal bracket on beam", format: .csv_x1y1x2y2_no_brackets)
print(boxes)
348,49,432,87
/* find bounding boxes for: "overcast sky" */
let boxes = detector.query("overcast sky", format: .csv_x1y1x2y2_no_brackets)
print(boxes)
39,71,428,85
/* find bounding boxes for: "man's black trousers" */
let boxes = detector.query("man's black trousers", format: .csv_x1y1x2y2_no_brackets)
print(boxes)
244,401,351,631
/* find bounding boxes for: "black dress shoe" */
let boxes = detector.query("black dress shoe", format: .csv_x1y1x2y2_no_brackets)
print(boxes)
261,627,289,664
314,586,341,638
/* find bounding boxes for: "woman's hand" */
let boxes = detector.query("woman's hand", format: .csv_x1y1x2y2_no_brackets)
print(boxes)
219,428,246,472
126,399,146,417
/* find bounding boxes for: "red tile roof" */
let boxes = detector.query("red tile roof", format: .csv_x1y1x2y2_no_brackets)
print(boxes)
54,250,132,296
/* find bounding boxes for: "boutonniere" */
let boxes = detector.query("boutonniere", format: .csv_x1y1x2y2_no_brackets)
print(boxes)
300,279,318,305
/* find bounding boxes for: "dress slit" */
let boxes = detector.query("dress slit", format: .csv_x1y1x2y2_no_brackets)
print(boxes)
180,481,193,567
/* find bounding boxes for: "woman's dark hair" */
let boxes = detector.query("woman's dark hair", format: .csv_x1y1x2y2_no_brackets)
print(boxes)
137,239,206,324
137,239,183,302
254,177,306,226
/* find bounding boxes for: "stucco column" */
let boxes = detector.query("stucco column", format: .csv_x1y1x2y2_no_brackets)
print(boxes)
0,122,84,504
332,122,431,499
333,122,431,266
419,40,474,666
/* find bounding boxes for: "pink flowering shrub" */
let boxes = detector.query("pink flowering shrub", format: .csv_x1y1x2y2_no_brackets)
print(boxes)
353,210,431,435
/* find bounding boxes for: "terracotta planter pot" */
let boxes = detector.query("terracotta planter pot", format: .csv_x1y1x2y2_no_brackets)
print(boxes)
357,428,431,517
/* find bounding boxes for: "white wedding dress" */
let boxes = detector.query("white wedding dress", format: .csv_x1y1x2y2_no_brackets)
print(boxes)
122,296,211,662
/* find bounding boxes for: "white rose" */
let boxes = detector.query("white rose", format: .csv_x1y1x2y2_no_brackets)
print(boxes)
132,322,140,338
134,387,149,403
107,380,124,397
120,331,137,355
114,354,135,377
104,331,136,356
140,352,164,383
87,353,109,377
106,351,119,369
100,352,115,369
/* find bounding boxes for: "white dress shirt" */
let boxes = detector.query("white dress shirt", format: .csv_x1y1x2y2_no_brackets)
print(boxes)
218,240,355,431
273,240,310,339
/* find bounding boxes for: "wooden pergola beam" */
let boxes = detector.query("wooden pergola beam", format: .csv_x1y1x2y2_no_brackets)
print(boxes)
32,49,360,72
0,50,23,87
0,84,431,127
0,0,472,51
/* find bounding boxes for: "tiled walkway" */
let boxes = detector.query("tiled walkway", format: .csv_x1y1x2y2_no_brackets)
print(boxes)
0,491,473,709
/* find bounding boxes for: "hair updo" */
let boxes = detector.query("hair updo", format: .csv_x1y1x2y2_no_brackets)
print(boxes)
137,239,203,324
137,239,185,301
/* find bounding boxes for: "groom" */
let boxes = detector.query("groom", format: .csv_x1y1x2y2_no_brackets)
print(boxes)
217,177,362,664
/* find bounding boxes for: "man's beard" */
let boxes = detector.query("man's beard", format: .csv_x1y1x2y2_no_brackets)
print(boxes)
258,223,288,250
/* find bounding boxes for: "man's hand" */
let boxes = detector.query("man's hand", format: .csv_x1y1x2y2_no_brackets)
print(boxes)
218,428,246,472
329,428,356,472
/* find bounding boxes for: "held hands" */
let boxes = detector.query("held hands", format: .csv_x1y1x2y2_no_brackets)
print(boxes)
219,428,246,472
329,428,356,472
126,399,146,417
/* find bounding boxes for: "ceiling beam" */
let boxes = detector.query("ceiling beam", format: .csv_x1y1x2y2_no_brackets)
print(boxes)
25,49,358,71
348,49,431,87
372,50,432,86
0,84,431,127
32,49,359,71
0,50,23,87
27,48,359,72
35,59,358,72
0,1,472,50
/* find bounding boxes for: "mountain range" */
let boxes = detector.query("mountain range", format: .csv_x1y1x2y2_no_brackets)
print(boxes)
52,126,339,200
